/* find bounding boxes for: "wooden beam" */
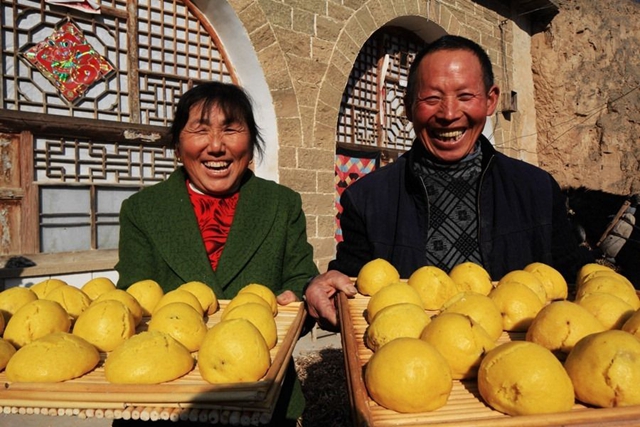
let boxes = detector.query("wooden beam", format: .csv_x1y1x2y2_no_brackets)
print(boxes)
0,109,170,146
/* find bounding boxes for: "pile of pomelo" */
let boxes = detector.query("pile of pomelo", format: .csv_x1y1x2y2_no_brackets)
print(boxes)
357,259,640,415
0,278,279,385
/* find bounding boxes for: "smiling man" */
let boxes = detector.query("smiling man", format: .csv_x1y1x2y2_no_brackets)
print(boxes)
303,35,593,330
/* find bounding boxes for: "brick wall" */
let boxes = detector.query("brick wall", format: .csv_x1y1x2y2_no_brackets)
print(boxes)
228,0,530,271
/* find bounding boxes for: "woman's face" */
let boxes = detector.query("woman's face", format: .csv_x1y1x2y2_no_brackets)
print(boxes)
176,102,253,196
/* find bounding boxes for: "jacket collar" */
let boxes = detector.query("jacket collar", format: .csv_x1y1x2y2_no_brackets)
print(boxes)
152,168,276,294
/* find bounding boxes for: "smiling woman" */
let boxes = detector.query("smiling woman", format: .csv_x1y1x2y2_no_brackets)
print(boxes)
114,81,319,426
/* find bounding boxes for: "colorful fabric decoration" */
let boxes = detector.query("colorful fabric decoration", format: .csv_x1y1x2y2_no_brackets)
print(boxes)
23,21,113,103
335,147,380,242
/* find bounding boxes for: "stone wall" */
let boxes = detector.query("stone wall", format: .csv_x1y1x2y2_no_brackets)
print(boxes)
228,0,537,270
532,0,640,194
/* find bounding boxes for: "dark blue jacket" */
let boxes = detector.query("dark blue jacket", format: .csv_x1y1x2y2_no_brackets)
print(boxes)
329,137,592,282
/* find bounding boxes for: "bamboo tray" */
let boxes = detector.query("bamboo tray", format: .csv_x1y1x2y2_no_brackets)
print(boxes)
338,292,640,427
0,300,306,424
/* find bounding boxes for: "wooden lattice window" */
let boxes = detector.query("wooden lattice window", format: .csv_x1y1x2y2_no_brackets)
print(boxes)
336,27,427,161
0,0,236,257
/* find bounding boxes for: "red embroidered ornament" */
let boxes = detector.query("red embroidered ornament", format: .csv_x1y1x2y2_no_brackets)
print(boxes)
23,21,113,103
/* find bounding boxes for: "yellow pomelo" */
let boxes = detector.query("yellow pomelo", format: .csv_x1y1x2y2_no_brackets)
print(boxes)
222,302,277,349
441,291,503,341
365,282,423,324
3,299,71,349
497,270,547,304
72,300,136,352
179,281,218,315
420,312,496,380
0,287,38,324
356,258,400,296
565,330,640,407
576,275,640,310
0,338,17,371
198,319,271,384
153,289,203,317
238,283,277,316
622,309,640,338
479,341,574,416
576,263,615,288
364,337,452,413
93,289,144,326
29,278,68,299
448,262,493,296
365,303,431,352
126,279,164,317
43,285,92,320
81,277,116,300
526,300,606,354
104,331,194,384
575,292,635,330
524,262,568,301
148,302,208,352
581,269,634,289
408,266,460,310
6,332,99,383
221,293,272,320
488,281,544,332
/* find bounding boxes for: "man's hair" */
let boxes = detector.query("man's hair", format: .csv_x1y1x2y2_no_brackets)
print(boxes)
405,35,495,107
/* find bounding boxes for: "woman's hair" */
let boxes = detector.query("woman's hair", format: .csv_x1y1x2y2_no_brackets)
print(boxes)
405,35,495,107
170,81,265,160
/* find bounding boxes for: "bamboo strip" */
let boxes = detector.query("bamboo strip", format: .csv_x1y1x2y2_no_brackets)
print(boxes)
208,408,220,423
188,408,200,422
148,407,161,421
198,408,209,423
240,410,252,426
159,407,171,421
220,409,231,424
119,407,130,420
169,407,182,422
229,410,241,425
250,411,261,426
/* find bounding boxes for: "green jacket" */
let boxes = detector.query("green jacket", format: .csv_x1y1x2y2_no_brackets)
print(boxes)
115,168,317,422
115,167,319,298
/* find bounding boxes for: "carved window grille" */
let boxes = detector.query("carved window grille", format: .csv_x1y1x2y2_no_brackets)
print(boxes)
336,27,427,161
0,0,236,255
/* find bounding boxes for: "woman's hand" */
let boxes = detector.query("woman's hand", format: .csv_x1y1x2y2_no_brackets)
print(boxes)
276,290,299,305
304,271,357,331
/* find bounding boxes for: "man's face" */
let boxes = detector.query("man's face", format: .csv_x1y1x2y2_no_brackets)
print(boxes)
406,49,499,163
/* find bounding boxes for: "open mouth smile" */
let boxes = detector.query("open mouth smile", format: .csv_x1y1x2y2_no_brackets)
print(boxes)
203,160,231,171
431,129,466,142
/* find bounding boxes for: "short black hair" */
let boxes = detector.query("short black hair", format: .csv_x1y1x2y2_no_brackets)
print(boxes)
170,81,265,160
405,35,495,107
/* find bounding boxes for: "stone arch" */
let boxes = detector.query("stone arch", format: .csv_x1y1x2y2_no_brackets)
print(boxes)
313,0,462,147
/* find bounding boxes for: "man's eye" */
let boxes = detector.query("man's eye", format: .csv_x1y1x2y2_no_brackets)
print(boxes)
458,94,475,101
422,97,441,105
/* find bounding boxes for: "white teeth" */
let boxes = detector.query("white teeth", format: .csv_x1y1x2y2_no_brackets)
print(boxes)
204,161,229,169
436,130,464,139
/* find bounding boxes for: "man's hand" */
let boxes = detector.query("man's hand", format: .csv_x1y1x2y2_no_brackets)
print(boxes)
304,270,357,331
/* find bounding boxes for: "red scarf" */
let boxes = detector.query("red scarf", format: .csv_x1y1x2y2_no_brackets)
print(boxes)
186,181,239,270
